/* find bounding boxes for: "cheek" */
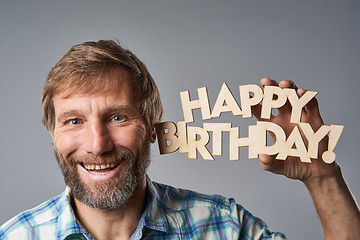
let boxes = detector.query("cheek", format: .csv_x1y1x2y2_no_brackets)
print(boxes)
112,125,147,154
54,133,81,158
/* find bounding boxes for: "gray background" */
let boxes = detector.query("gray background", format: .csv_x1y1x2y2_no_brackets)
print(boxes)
1,1,359,239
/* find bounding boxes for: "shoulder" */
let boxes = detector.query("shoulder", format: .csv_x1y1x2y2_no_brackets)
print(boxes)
147,181,244,238
151,181,235,212
148,181,287,239
0,193,64,239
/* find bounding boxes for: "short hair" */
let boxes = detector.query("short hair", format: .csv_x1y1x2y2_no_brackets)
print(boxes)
42,40,163,132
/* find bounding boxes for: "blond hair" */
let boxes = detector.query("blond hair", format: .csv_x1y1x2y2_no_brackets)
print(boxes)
42,40,163,131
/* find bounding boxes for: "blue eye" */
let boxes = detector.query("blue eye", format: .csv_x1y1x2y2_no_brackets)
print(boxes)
69,119,81,125
112,115,124,122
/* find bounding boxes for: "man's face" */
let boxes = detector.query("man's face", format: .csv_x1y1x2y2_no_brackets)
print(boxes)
52,70,151,209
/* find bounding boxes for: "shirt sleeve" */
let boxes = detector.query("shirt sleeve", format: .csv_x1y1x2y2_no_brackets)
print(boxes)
229,198,287,240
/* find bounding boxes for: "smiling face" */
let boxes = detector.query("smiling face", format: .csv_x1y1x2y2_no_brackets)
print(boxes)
52,69,152,209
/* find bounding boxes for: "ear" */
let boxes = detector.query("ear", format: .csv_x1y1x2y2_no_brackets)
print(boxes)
149,127,157,143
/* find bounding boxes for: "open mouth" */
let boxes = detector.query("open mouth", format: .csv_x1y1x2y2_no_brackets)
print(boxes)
81,162,120,175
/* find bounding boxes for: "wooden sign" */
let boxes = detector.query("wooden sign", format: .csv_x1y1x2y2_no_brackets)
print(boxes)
156,83,343,164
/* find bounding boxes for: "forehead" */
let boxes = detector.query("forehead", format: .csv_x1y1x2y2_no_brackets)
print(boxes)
53,69,137,113
54,68,135,100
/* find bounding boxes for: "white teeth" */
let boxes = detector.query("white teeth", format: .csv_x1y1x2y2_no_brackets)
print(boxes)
85,165,95,170
83,163,118,171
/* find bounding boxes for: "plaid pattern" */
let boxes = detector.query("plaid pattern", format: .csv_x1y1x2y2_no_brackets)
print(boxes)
0,179,286,239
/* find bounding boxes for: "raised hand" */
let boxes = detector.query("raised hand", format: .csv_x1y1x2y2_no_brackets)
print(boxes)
252,77,338,182
253,77,360,240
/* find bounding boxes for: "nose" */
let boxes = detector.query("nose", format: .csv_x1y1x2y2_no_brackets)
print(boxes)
83,120,114,156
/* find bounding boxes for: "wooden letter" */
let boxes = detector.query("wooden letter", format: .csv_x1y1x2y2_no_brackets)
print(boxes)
204,122,231,156
211,83,242,118
156,122,179,154
177,121,189,153
239,84,263,118
286,88,318,123
256,121,286,156
322,125,344,164
261,86,287,119
187,126,214,160
298,123,330,159
276,126,311,163
180,87,211,123
229,125,260,160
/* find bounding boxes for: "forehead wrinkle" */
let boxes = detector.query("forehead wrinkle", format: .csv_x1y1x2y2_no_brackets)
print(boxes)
79,94,121,118
53,95,103,122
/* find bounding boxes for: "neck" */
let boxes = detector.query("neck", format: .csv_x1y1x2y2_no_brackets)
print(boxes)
72,176,147,240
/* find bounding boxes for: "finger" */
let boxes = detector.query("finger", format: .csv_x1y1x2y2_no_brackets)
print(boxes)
296,88,309,117
278,80,298,90
297,87,307,97
305,94,320,116
261,77,278,87
259,154,283,175
296,88,322,125
252,103,262,120
252,103,275,122
304,95,324,128
277,80,297,114
297,88,322,120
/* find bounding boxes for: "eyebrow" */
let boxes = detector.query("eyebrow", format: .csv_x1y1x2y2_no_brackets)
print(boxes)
55,105,141,122
103,105,140,118
55,110,83,123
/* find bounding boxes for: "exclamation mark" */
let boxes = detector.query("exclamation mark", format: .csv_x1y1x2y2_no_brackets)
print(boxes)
322,125,344,164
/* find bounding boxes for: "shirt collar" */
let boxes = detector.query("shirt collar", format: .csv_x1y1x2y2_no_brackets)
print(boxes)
59,178,171,238
143,177,169,233
57,187,91,240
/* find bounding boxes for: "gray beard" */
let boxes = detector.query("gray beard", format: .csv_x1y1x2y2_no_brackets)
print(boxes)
55,143,150,210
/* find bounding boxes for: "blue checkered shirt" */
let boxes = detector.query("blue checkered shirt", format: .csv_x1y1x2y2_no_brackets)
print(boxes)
0,179,286,239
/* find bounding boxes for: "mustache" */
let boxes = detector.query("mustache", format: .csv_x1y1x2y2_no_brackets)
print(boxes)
60,147,134,165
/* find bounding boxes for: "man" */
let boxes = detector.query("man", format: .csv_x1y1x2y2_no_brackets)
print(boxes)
0,40,359,239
